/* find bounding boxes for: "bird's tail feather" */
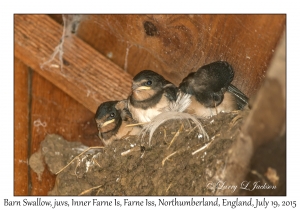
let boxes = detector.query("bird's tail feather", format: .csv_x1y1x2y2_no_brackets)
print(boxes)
227,84,249,109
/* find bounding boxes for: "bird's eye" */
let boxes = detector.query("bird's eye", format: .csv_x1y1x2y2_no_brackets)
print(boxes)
145,80,152,86
110,113,115,118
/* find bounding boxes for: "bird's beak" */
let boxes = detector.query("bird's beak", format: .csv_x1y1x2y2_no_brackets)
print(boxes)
100,119,115,128
132,83,151,91
136,86,151,91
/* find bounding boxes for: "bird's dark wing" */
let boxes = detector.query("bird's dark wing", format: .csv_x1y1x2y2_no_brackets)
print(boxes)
188,61,234,107
163,83,178,102
195,61,234,92
227,84,249,109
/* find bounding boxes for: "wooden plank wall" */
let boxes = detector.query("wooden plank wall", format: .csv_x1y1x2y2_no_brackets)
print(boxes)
14,58,100,195
72,14,286,97
14,58,30,195
15,14,285,195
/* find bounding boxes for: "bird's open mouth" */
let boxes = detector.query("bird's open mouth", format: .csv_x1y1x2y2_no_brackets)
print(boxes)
100,119,115,128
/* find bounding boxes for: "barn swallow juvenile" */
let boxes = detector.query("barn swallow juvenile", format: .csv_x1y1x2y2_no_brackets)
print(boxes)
95,100,141,145
179,61,248,117
128,70,178,123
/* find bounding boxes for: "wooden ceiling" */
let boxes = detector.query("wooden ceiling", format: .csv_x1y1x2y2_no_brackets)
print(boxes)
53,14,286,98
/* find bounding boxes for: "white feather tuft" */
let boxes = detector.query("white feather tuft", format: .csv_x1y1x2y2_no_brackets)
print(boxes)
165,92,192,112
140,111,209,146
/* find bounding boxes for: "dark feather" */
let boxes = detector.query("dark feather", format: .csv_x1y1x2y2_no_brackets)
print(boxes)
194,61,234,92
227,84,249,109
179,61,234,107
164,83,178,102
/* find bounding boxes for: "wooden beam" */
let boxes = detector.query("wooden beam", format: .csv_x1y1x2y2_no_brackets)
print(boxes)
14,57,29,195
216,31,286,195
14,15,132,113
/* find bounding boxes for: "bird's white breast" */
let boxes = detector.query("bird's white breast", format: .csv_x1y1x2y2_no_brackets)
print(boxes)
129,94,170,123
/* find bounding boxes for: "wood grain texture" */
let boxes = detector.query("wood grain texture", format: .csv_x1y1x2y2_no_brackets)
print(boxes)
74,14,285,97
14,14,133,113
14,57,29,195
29,71,100,195
14,60,101,195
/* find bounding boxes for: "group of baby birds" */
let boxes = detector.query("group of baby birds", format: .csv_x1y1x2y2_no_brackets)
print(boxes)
95,61,249,146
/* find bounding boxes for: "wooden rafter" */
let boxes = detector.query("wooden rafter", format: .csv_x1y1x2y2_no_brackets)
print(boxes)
14,14,132,113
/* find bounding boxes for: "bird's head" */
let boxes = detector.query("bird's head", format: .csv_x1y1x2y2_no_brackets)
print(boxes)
95,101,122,135
131,70,167,101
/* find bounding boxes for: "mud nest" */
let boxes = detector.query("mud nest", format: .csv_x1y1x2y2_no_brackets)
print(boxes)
30,110,249,196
